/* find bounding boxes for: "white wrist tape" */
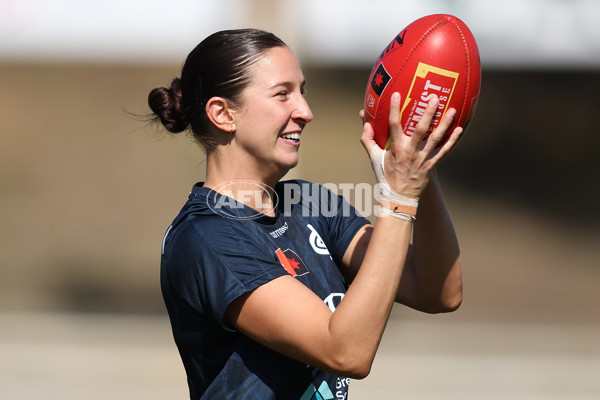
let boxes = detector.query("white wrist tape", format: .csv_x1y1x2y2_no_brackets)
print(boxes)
369,145,419,220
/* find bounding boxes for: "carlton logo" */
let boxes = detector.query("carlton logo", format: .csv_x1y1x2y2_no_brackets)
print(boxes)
207,180,278,220
307,224,330,256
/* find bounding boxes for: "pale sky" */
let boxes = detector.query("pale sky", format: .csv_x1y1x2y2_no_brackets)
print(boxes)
1,0,599,68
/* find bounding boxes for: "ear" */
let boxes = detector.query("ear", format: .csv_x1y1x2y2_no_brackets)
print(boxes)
205,97,236,133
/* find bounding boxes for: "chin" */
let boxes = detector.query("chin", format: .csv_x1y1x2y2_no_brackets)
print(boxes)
283,153,299,167
276,157,299,177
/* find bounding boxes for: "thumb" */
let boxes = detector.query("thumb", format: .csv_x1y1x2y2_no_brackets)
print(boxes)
360,121,386,184
360,120,378,156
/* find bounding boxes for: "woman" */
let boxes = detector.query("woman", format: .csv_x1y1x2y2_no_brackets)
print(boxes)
148,28,463,399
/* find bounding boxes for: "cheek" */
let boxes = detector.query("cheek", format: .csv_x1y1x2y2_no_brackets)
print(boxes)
237,125,274,150
236,103,290,141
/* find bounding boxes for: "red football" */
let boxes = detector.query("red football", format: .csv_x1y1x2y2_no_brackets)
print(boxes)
364,14,481,148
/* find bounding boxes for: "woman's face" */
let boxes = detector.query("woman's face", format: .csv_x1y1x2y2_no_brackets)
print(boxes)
231,46,313,176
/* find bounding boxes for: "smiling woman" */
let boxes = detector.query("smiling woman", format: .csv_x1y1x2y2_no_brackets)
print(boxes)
148,30,289,151
211,45,312,184
147,28,464,400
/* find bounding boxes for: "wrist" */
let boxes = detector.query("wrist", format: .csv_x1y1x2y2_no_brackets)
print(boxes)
376,181,419,220
370,146,420,220
378,200,417,221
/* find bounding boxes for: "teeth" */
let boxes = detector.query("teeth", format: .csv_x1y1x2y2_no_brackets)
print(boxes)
282,132,301,140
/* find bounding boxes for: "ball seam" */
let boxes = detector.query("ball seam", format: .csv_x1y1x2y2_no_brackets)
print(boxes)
376,16,450,132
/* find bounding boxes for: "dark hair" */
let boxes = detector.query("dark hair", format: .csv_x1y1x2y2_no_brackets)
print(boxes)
148,29,287,149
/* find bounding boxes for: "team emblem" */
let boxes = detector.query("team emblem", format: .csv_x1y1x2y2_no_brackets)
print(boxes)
275,248,309,277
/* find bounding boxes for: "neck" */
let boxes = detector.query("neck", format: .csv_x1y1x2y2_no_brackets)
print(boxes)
204,152,287,217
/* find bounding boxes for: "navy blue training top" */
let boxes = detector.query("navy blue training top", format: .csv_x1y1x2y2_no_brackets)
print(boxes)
160,180,369,399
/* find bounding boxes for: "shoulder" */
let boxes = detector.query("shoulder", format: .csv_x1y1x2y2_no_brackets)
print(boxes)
167,213,268,259
162,212,287,298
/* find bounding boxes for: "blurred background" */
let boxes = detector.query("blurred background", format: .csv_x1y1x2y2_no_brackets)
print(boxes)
1,0,599,398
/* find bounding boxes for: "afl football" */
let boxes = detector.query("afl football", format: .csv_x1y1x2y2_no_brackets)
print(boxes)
364,14,481,148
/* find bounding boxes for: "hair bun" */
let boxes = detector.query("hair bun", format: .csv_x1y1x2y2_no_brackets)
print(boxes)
148,77,188,133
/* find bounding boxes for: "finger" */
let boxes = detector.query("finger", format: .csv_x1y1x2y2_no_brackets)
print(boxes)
359,109,365,121
411,96,439,148
430,126,463,162
387,92,404,142
360,120,377,156
423,107,457,151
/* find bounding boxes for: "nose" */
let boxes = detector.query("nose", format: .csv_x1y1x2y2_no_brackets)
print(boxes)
292,95,313,125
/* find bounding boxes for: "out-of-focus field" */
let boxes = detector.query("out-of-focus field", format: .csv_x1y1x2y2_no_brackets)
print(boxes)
1,313,598,399
1,64,599,398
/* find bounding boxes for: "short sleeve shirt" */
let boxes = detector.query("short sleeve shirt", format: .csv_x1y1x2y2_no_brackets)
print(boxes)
160,180,369,399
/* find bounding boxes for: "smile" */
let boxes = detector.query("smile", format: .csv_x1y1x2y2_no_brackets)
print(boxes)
281,132,301,143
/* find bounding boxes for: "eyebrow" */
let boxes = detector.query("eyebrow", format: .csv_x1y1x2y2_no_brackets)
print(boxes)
269,79,307,91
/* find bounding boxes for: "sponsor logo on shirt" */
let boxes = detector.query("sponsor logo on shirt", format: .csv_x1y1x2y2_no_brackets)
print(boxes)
335,377,351,400
300,380,335,400
275,248,309,277
269,222,289,238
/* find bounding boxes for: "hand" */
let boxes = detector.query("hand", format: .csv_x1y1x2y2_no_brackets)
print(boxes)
360,92,462,199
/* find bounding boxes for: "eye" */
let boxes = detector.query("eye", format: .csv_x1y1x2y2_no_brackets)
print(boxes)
276,90,289,98
301,82,307,96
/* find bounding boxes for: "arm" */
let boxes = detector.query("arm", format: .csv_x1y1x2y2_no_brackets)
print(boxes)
341,170,462,314
342,102,463,313
226,216,411,379
404,168,462,313
225,94,462,378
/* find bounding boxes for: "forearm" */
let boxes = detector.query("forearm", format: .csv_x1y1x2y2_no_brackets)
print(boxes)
330,215,412,377
408,169,462,312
